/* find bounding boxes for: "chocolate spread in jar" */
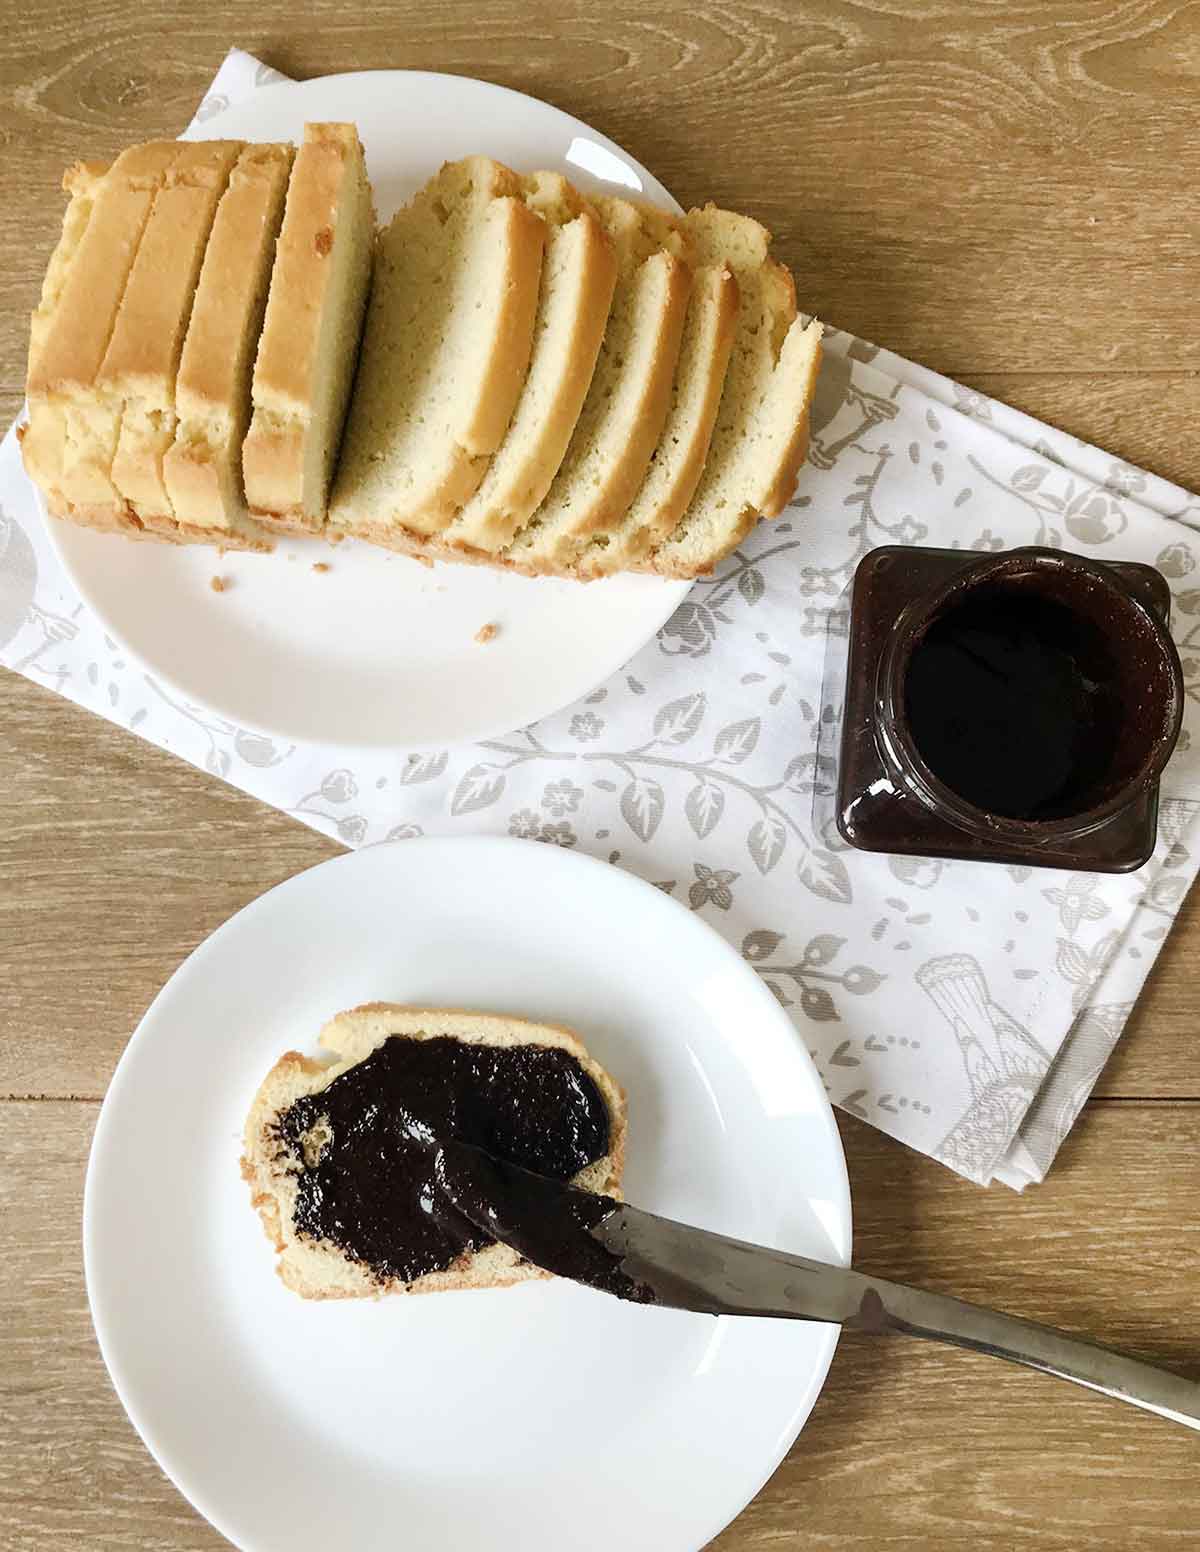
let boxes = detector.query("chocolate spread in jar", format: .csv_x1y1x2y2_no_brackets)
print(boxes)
275,1035,612,1285
904,586,1121,821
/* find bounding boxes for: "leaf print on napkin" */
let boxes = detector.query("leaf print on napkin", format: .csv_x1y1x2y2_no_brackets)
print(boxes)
400,750,449,784
658,599,718,658
798,844,853,905
234,730,285,768
742,929,784,962
1157,541,1196,579
1054,929,1122,1012
802,986,838,1022
714,716,760,764
738,568,765,605
685,780,724,839
620,777,665,842
321,769,357,803
451,764,506,816
653,692,706,745
748,815,786,875
804,933,847,967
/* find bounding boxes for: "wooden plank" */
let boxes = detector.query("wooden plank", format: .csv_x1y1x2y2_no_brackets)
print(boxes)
2,1099,1195,1550
0,676,339,1098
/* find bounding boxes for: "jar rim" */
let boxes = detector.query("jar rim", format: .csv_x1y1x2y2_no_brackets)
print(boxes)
874,546,1184,844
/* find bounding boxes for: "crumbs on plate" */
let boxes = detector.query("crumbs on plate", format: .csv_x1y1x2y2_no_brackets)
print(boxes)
210,575,228,593
312,561,330,574
474,622,499,645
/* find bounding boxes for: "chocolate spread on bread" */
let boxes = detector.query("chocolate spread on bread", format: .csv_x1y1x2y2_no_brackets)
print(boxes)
430,1140,653,1301
275,1034,612,1285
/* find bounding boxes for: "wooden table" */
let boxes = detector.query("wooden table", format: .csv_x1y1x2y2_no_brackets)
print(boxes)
2,3,1198,1547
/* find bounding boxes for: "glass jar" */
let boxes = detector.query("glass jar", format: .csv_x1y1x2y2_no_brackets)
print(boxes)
817,545,1183,872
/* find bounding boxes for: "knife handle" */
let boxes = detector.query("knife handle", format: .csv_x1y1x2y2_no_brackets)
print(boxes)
848,1273,1200,1432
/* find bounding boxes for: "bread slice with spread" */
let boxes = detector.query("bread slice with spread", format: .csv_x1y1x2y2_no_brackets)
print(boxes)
242,1003,627,1299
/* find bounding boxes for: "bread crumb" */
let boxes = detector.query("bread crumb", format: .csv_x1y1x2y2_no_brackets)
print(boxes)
314,226,333,256
312,561,330,574
210,575,228,593
475,622,498,644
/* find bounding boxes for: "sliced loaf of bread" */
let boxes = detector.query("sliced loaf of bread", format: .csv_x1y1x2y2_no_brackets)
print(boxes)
327,157,547,544
22,143,182,535
242,124,374,534
102,140,245,541
242,1003,627,1299
440,172,617,556
649,206,823,578
577,259,739,577
163,143,294,547
501,196,692,574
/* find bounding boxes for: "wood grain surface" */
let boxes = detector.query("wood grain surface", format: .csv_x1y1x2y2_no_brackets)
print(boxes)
2,2,1199,1548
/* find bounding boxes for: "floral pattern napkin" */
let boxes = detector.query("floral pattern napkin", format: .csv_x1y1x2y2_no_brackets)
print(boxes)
4,48,1199,1188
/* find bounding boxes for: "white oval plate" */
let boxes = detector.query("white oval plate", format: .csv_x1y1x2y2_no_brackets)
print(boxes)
84,838,850,1552
44,72,691,751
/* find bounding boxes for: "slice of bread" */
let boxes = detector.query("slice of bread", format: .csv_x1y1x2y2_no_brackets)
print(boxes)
440,173,617,556
163,143,294,548
27,160,108,383
22,143,182,536
328,157,547,546
501,196,692,574
648,206,823,578
577,260,739,578
242,1003,627,1299
101,140,245,541
242,124,375,534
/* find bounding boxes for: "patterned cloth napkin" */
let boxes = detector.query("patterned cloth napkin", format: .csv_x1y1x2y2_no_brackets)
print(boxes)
5,49,1200,1188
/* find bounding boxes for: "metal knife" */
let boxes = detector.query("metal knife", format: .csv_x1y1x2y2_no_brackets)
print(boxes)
595,1200,1200,1433
430,1143,1200,1434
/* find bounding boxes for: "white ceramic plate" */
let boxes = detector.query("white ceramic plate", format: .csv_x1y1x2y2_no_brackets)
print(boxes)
84,838,851,1552
43,72,692,750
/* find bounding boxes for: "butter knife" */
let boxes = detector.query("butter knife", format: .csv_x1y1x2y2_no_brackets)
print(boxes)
432,1143,1200,1434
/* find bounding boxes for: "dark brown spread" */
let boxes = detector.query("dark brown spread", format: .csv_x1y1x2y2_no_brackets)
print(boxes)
905,587,1120,821
276,1034,612,1285
431,1140,654,1302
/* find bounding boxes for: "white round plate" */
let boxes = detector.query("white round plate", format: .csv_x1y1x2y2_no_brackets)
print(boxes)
44,72,692,750
84,838,851,1552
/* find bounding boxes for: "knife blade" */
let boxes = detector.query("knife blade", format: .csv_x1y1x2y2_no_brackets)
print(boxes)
431,1141,1200,1433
